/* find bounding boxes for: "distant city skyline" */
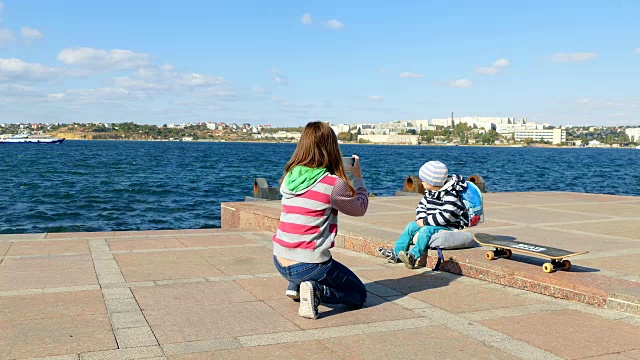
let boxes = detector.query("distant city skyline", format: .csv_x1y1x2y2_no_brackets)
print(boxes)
0,1,639,126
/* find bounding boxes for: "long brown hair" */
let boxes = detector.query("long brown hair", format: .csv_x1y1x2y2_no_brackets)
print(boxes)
283,121,355,195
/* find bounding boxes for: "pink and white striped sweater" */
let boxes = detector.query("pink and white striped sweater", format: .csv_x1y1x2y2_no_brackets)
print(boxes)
272,173,368,263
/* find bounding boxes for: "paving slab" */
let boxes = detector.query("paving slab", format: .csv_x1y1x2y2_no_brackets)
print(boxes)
577,253,640,277
107,237,186,251
0,243,11,257
234,276,292,301
479,309,640,359
169,340,339,360
0,314,115,359
0,254,94,272
320,326,515,360
0,290,106,322
113,250,208,265
547,202,640,218
118,261,224,282
143,302,300,344
45,232,114,239
548,219,640,240
132,281,256,310
0,267,98,291
174,234,257,247
5,240,89,256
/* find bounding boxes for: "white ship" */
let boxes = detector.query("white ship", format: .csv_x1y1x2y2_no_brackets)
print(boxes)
0,134,65,144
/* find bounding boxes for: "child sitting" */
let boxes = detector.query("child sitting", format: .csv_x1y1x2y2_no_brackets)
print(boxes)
379,160,468,269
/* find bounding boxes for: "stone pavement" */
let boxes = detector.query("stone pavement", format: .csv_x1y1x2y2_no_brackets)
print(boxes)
1,227,640,359
222,192,640,314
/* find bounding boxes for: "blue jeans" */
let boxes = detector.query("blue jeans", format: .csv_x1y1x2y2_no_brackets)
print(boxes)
393,221,449,258
273,256,367,309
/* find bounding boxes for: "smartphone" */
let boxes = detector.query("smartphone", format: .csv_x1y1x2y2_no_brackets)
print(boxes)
342,156,355,168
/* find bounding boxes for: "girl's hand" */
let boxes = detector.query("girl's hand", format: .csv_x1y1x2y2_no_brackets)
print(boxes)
349,155,362,179
416,219,424,227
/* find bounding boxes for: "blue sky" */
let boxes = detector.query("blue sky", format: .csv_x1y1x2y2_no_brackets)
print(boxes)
0,0,638,126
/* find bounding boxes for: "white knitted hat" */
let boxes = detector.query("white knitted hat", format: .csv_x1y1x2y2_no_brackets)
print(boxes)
419,161,448,187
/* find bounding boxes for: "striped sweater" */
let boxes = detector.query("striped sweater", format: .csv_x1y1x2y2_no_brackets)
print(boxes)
273,172,368,263
416,174,469,230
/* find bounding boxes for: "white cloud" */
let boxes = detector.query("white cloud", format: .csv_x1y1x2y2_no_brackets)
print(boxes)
48,93,65,100
0,84,42,97
48,87,131,102
112,75,169,92
476,58,509,75
272,68,287,85
368,95,383,102
325,19,344,30
0,58,62,81
493,58,510,68
191,87,236,98
475,67,499,75
449,79,472,88
0,27,14,46
0,2,4,22
20,26,43,41
57,47,152,70
160,63,175,71
399,72,424,78
112,66,232,100
635,48,640,54
551,52,597,63
176,73,226,87
301,13,313,25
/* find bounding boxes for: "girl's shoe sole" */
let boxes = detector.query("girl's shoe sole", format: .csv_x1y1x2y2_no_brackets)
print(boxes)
298,282,318,319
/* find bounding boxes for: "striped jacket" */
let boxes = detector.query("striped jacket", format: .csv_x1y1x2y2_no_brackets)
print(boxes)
273,172,368,263
416,174,469,230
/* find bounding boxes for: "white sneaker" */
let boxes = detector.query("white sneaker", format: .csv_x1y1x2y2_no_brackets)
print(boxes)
285,289,300,301
298,281,319,319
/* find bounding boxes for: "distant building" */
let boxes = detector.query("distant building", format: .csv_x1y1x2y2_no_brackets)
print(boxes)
330,123,350,134
625,128,640,142
496,123,543,136
514,128,566,144
206,122,217,130
357,134,419,145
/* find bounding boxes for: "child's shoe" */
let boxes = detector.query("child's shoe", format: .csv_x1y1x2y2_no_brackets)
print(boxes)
398,251,416,269
377,247,400,263
298,281,321,319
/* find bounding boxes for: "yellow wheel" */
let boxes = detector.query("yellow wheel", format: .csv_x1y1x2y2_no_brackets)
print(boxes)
504,249,512,259
562,260,571,271
542,263,554,273
485,251,495,261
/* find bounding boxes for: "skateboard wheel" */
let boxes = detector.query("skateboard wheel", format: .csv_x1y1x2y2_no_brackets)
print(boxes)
542,263,553,273
485,251,495,261
562,260,571,271
504,249,512,259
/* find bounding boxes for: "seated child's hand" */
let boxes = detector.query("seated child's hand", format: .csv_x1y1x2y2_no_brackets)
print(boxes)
416,219,424,227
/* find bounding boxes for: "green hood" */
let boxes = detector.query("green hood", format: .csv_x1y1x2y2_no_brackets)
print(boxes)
283,166,327,194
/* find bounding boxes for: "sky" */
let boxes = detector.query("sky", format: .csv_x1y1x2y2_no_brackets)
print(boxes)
0,0,639,127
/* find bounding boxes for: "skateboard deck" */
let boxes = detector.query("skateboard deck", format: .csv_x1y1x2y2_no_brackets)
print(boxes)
473,233,588,273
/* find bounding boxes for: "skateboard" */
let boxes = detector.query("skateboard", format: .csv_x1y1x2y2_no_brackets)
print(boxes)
473,233,588,273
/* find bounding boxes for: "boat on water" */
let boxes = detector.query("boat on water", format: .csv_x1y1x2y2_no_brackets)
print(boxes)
0,134,65,144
